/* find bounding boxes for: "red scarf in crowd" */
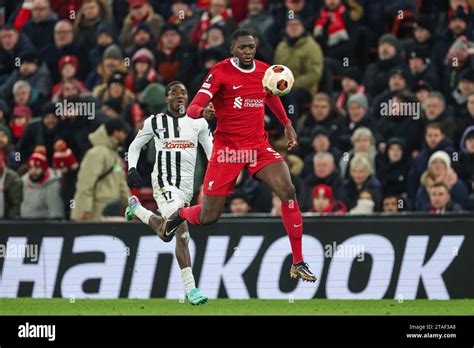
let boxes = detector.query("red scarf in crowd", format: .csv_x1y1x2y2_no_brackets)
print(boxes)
313,4,349,47
193,8,232,46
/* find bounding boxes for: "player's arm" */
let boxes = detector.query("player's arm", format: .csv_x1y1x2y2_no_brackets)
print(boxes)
198,119,214,160
187,67,222,119
127,117,154,188
265,95,298,151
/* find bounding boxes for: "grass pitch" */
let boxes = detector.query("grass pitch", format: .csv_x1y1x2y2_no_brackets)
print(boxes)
0,298,473,316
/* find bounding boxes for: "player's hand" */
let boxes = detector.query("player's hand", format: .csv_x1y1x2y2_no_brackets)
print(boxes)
202,102,215,120
284,124,298,151
127,167,141,188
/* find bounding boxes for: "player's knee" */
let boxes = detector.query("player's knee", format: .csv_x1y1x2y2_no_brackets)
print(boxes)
201,212,220,225
278,184,296,202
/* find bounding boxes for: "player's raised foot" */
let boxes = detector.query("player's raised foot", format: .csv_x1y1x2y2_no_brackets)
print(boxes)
187,288,208,305
161,209,185,237
290,262,317,283
125,195,141,221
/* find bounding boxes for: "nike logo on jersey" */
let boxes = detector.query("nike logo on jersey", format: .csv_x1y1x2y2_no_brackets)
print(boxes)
233,85,243,89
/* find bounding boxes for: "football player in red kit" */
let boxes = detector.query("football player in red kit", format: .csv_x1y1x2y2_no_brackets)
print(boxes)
163,29,316,282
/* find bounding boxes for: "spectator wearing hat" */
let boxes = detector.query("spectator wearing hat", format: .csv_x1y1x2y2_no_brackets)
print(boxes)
21,0,59,53
422,92,457,141
74,0,113,51
426,182,463,213
0,50,52,102
239,0,274,42
455,125,474,208
375,137,411,197
43,19,91,83
413,80,433,104
51,55,88,97
155,24,195,85
450,69,474,114
125,22,155,58
167,0,199,40
308,184,347,214
404,15,435,57
199,23,228,56
10,105,32,144
190,0,236,48
0,124,18,170
0,25,35,84
17,103,60,167
0,150,23,219
228,190,252,214
120,0,164,52
124,48,158,94
336,93,383,152
51,79,90,103
20,147,64,219
415,150,468,210
407,46,440,91
335,67,365,117
71,119,129,221
274,16,324,123
432,5,474,75
297,93,341,157
85,44,128,91
363,34,404,98
89,21,118,69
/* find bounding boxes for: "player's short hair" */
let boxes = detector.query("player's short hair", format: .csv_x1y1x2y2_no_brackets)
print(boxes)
165,81,186,96
230,29,254,47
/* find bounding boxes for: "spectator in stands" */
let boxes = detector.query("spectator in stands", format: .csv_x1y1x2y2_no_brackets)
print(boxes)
125,22,155,58
71,119,129,221
0,150,23,219
382,194,404,213
20,148,64,219
167,0,199,39
188,48,222,98
455,91,474,146
155,24,195,85
0,25,34,84
191,0,236,48
85,44,128,91
74,0,113,51
52,79,90,103
413,80,433,105
120,0,164,52
304,151,344,209
0,125,18,169
21,0,58,53
89,21,118,68
408,123,455,205
228,191,252,214
11,80,42,117
406,46,440,91
49,0,84,21
404,15,435,56
343,154,382,210
10,105,32,144
456,126,474,209
450,69,474,115
308,184,347,214
0,50,51,103
348,189,376,215
239,0,274,41
233,169,272,213
43,19,90,82
336,93,382,152
0,100,10,125
124,48,158,94
422,92,457,141
416,150,468,210
274,16,324,122
427,182,463,213
363,34,403,98
372,66,411,119
376,137,410,197
199,24,228,57
17,103,59,166
335,67,365,117
339,127,377,179
442,34,474,96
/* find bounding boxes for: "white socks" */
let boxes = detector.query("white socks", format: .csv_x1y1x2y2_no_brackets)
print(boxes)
134,205,154,225
181,267,196,294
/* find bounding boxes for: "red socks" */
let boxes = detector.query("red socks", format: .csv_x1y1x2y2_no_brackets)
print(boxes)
179,205,202,225
281,200,303,264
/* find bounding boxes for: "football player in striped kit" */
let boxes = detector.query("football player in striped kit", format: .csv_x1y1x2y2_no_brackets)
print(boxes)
125,81,213,305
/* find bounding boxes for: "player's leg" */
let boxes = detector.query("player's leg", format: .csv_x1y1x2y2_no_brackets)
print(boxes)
253,160,317,282
174,222,208,305
125,195,163,229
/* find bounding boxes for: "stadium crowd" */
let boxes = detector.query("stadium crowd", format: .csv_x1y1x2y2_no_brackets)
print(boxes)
0,0,473,220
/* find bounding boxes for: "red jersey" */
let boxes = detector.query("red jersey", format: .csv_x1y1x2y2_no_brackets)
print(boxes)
187,57,290,149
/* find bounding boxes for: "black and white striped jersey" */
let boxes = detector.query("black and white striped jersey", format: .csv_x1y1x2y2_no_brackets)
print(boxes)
128,112,213,192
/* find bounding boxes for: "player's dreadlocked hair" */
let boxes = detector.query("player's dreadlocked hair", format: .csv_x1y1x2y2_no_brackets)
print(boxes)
230,29,254,47
165,81,186,96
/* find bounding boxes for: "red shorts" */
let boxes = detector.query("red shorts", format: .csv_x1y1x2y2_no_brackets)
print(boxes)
203,141,285,196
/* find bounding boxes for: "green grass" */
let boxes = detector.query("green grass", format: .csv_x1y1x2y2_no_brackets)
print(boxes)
0,299,473,316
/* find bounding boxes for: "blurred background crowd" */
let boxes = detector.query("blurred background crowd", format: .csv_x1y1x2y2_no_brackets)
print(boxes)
0,0,473,220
